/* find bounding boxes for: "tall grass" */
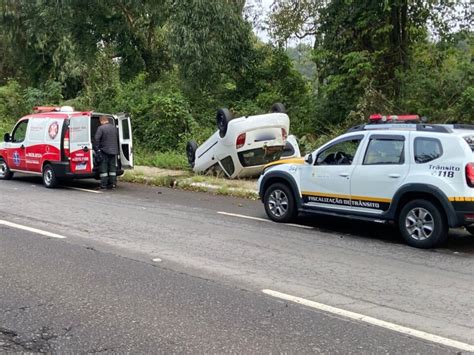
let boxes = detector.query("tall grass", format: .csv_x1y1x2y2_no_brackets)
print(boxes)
135,149,189,170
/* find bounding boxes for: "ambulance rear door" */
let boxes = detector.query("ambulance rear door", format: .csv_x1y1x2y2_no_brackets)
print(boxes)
69,114,93,174
115,112,133,169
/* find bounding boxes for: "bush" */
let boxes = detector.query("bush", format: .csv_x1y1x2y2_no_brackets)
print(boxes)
115,74,197,152
0,80,27,122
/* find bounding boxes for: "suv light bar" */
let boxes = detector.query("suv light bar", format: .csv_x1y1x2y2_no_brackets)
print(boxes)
369,114,423,123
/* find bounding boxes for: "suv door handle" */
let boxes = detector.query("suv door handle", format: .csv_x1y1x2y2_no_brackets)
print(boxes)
389,173,401,178
339,172,350,177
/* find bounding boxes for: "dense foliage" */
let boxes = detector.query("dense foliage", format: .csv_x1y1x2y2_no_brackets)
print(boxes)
0,0,472,156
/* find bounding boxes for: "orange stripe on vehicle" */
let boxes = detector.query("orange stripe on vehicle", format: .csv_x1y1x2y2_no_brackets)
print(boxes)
302,191,351,199
264,158,305,169
301,191,391,203
351,195,392,203
449,197,474,202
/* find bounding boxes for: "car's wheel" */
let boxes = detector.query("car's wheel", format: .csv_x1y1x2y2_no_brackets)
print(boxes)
186,140,198,168
216,108,233,138
398,199,448,248
271,102,286,113
263,183,297,223
42,164,58,188
466,225,474,236
0,158,13,180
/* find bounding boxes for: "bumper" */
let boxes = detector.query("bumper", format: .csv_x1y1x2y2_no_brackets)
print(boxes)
51,162,124,180
451,201,474,227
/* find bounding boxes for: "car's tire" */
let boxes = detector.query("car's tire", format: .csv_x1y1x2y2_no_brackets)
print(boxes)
0,158,14,180
466,225,474,236
271,102,286,114
186,140,198,168
398,199,448,248
216,108,233,138
263,183,297,223
42,164,59,188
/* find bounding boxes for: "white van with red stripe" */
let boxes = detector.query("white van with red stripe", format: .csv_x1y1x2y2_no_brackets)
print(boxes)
0,106,133,187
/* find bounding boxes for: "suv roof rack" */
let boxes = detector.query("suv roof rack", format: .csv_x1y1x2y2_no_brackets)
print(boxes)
452,124,474,130
346,123,452,134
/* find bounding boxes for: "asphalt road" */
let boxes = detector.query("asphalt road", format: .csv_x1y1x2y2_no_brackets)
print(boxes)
1,175,473,353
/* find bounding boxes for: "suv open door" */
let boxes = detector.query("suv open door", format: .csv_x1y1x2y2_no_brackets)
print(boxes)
115,112,133,169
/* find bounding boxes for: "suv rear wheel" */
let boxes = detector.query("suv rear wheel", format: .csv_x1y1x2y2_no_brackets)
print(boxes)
398,199,448,248
216,108,233,138
42,164,59,188
0,158,14,180
271,102,286,113
264,183,296,223
466,226,474,236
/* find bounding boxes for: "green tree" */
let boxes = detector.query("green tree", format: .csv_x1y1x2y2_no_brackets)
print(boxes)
168,0,254,91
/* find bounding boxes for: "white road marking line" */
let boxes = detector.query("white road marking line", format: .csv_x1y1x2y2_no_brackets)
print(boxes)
217,211,313,229
152,258,162,262
262,289,474,353
64,186,102,194
0,220,67,239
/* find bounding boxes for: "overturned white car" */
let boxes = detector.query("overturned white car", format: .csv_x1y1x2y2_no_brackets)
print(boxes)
186,103,300,179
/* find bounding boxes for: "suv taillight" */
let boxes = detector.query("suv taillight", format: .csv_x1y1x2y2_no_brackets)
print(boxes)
64,128,70,158
466,163,474,187
236,133,246,149
281,128,287,141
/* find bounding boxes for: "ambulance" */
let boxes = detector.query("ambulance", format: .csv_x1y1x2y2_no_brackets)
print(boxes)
0,106,133,187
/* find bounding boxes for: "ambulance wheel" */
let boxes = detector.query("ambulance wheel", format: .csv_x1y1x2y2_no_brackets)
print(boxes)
0,158,13,180
186,140,198,168
42,164,58,188
398,199,448,248
271,102,286,114
263,183,297,223
466,226,474,236
217,108,233,138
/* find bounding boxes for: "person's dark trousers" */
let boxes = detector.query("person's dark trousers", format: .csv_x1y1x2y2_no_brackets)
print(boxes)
99,153,117,189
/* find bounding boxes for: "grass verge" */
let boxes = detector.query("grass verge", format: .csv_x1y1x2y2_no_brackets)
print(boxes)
135,149,190,170
122,169,259,200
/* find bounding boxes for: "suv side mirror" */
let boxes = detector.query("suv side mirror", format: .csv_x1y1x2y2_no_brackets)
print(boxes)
304,153,313,165
3,133,10,142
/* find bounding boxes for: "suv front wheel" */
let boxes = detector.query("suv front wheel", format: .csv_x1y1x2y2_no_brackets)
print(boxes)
264,183,297,223
398,199,448,248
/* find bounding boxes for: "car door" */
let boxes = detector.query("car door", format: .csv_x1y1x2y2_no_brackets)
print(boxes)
7,119,29,171
69,114,93,174
300,134,364,211
350,133,410,214
115,113,133,169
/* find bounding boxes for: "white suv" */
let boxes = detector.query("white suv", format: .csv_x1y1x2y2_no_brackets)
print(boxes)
257,115,474,248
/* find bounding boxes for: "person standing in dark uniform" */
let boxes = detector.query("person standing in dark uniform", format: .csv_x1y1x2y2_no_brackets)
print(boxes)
94,116,119,189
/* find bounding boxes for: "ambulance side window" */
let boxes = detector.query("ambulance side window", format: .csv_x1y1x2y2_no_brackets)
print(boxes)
11,120,29,143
